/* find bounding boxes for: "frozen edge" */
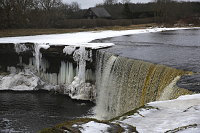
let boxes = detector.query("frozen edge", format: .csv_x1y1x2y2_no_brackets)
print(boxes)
0,27,199,49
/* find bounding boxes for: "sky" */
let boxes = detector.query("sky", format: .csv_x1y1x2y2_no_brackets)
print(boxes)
63,0,200,9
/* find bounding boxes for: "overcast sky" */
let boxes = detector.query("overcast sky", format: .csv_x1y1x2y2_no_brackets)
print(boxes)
63,0,200,9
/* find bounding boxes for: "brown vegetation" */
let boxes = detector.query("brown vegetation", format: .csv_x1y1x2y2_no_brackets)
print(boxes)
0,23,156,37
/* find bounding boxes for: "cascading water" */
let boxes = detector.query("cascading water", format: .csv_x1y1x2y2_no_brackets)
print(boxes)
0,41,194,120
94,51,192,120
95,52,117,120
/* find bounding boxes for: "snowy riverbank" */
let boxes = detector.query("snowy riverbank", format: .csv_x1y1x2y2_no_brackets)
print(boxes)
40,93,200,133
115,94,200,133
0,27,197,47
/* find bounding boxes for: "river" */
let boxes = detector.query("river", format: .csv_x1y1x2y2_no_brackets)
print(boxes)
0,91,94,132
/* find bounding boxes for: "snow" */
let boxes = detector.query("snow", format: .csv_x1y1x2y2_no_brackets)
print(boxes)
63,45,76,55
0,27,197,49
0,68,39,91
75,121,110,133
117,94,200,133
177,125,200,133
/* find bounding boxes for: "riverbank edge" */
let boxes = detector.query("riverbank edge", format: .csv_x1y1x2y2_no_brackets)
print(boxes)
0,23,199,38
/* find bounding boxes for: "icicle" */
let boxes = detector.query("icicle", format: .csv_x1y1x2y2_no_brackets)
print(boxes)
62,46,95,100
14,43,29,54
33,44,50,72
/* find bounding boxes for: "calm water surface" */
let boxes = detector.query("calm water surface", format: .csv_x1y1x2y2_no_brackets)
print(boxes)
96,29,200,72
0,91,94,133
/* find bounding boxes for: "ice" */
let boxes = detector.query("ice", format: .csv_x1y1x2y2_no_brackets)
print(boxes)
58,61,74,84
34,44,50,72
64,46,95,100
14,43,30,53
118,94,200,133
0,68,39,91
63,45,76,55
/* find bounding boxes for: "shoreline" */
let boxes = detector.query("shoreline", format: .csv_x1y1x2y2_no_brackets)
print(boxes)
0,23,199,38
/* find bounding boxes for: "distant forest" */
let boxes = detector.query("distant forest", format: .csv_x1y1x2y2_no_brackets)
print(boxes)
0,0,200,29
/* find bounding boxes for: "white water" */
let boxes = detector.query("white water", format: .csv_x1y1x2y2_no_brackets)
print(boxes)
95,53,117,119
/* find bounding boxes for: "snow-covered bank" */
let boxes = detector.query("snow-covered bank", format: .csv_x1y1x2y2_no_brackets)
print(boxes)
115,94,200,133
0,27,198,48
74,121,111,133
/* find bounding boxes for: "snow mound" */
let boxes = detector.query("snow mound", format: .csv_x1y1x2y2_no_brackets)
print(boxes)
0,68,39,91
116,94,200,133
73,121,110,133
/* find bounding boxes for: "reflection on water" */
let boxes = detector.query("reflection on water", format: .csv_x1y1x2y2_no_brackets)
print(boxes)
0,91,94,133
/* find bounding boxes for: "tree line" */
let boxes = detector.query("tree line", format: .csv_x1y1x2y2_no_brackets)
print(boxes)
0,0,80,29
100,0,200,24
0,0,199,29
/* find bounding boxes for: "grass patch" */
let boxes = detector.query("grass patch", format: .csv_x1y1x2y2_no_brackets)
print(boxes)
0,24,156,38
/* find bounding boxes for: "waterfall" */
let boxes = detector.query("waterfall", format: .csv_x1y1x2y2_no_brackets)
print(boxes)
1,42,194,117
95,52,117,120
95,51,192,120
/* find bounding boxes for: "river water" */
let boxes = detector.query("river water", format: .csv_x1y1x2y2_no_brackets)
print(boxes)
0,29,200,132
96,29,200,72
0,91,94,132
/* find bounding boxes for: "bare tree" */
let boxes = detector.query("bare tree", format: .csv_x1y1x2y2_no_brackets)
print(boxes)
69,2,80,12
103,0,118,5
122,0,131,4
39,0,62,11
